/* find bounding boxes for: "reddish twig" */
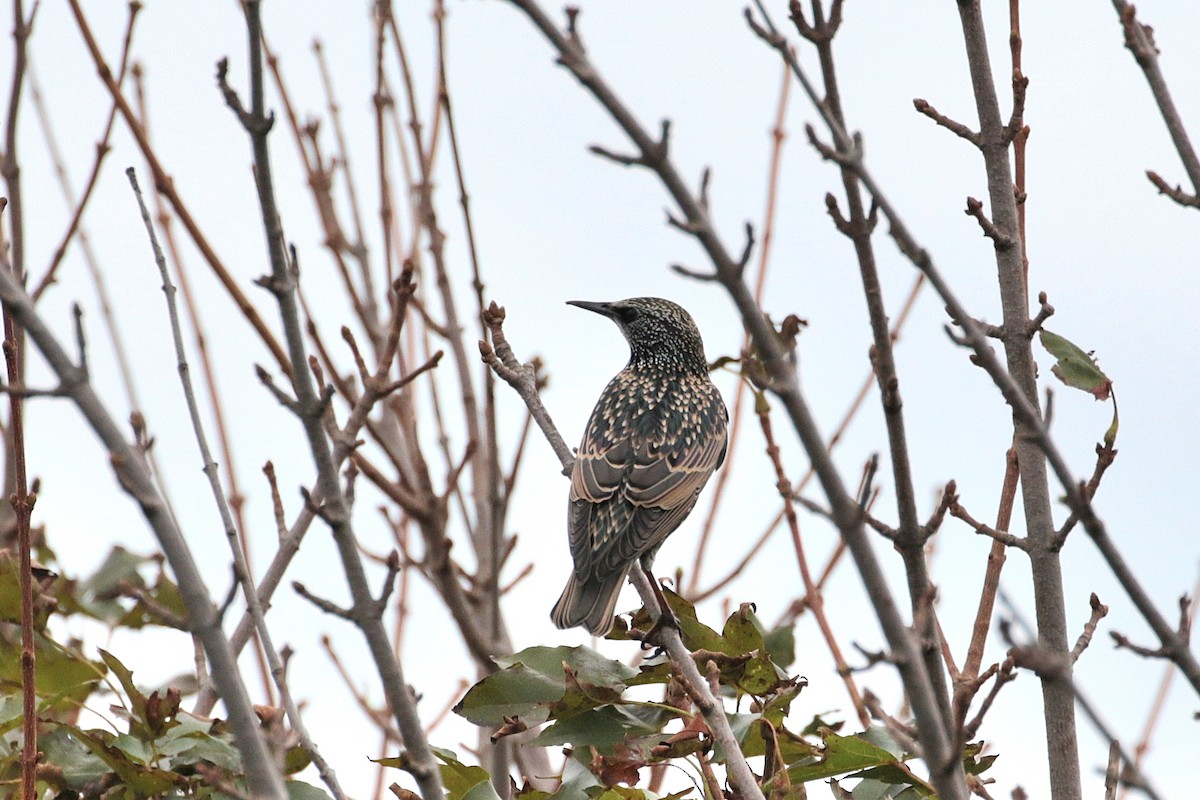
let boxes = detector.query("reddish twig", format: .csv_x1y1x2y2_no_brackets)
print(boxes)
757,393,868,726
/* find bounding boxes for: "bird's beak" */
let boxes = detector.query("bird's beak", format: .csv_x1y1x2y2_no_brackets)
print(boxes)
566,300,615,318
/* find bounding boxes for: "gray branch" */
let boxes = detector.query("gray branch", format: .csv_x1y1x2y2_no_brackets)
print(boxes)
499,2,967,797
128,167,347,800
218,3,445,799
0,234,287,800
746,2,1200,701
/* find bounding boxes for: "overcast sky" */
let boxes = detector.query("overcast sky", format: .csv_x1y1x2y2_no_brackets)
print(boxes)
6,1,1199,798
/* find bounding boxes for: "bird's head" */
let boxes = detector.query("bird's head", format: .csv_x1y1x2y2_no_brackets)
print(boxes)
567,297,709,373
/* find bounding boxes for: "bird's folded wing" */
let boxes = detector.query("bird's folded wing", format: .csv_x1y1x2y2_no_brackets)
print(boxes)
568,420,726,577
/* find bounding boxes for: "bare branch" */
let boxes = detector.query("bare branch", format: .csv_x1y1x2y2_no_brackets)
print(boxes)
1070,593,1109,664
964,196,1013,249
480,301,574,473
1109,0,1200,206
913,98,981,147
949,497,1029,552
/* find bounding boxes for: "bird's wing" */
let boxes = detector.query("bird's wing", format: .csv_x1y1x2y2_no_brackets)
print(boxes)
569,387,728,578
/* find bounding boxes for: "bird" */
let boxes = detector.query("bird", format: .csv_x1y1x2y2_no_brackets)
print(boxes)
551,297,729,636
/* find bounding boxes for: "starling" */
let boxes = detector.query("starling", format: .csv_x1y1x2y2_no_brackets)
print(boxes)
551,297,729,636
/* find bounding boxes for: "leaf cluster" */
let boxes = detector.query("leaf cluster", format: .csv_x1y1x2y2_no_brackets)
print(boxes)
1,544,330,798
380,594,993,800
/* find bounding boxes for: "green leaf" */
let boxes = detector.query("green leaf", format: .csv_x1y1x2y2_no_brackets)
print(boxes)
721,604,764,656
434,748,502,800
117,571,189,630
592,789,648,800
0,633,101,706
623,658,673,688
456,646,638,726
735,655,782,696
73,546,152,624
622,590,725,653
1039,330,1119,445
112,732,152,765
55,722,186,795
549,755,602,800
496,646,639,690
98,649,149,731
532,705,668,753
158,714,242,772
1039,330,1112,401
762,625,796,671
39,725,110,789
786,732,899,782
287,780,334,800
0,550,57,625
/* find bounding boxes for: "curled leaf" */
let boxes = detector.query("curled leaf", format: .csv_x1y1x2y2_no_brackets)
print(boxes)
1039,330,1111,401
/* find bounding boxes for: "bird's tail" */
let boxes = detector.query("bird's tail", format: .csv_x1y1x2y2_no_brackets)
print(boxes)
550,567,631,636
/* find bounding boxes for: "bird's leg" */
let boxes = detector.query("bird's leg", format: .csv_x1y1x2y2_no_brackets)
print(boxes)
641,563,681,641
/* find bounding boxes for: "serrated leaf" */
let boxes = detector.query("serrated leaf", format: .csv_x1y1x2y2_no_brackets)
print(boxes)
99,649,148,728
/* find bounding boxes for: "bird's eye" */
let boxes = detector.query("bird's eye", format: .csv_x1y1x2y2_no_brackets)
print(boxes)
616,306,640,324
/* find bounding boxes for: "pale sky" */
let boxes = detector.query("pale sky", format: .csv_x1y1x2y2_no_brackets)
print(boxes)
7,1,1199,798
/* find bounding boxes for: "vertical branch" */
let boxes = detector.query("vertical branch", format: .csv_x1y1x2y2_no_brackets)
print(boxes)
2,0,29,281
128,167,347,800
791,0,952,730
0,238,289,800
218,4,445,799
499,4,966,796
1,3,33,795
953,3,1080,798
1008,0,1029,279
2,218,36,800
687,59,791,596
132,64,276,707
1,0,31,545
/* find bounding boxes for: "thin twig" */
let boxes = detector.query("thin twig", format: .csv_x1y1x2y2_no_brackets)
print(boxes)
757,394,868,726
0,202,288,800
748,0,1200,700
219,5,445,799
1070,593,1109,664
128,167,347,800
1109,0,1200,208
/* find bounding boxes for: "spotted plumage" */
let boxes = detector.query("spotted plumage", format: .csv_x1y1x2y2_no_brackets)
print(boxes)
551,297,729,635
